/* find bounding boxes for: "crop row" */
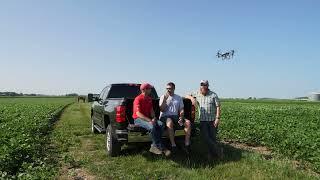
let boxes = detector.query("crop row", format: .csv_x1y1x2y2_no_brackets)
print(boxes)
0,98,74,178
220,100,320,172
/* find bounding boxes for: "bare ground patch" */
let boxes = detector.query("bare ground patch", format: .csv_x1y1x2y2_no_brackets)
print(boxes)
221,140,272,156
221,140,320,177
59,166,96,180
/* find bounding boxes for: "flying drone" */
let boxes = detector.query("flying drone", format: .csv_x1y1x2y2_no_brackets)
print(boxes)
216,50,235,60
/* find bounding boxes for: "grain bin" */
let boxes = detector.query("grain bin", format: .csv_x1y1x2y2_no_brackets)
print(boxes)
309,92,320,101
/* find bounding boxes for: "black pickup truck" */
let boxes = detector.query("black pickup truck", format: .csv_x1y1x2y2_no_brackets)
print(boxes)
91,83,195,156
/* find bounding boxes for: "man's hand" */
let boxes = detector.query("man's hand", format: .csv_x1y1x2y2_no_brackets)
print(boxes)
150,118,157,125
178,116,184,126
164,92,170,100
213,118,220,127
160,93,170,112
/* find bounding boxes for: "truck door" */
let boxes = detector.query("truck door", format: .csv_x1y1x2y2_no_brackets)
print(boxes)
93,87,106,128
97,86,110,128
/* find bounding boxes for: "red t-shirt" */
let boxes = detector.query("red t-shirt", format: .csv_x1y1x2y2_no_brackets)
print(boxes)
132,94,153,119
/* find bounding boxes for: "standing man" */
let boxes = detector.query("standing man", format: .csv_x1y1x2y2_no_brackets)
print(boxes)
159,82,192,154
133,83,171,156
185,80,223,160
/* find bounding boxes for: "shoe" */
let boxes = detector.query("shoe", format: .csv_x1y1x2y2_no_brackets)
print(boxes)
163,148,171,157
217,147,224,160
149,145,162,155
207,153,213,161
184,145,191,155
171,146,178,154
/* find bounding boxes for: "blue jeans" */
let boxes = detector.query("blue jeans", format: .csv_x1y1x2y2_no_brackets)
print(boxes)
134,118,164,149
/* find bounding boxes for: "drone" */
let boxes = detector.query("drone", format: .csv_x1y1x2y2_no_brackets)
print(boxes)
216,50,235,60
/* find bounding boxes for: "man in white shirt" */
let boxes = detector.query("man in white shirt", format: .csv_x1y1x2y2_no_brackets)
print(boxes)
159,82,192,154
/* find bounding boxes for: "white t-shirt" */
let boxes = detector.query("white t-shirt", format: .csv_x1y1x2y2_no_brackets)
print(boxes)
159,94,184,118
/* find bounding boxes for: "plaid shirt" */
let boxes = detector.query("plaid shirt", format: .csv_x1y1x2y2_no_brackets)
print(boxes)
191,90,220,121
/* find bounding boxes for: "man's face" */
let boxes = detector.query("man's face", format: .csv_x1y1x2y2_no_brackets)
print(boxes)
166,85,175,95
144,87,152,95
200,83,208,94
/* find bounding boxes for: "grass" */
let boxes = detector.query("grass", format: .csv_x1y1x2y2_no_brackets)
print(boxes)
52,103,319,179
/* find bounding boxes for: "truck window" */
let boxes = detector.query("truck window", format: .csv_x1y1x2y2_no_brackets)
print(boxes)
102,86,110,100
99,87,107,100
107,85,158,99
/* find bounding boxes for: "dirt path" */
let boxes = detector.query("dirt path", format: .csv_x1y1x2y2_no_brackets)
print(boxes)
222,140,272,156
54,103,97,180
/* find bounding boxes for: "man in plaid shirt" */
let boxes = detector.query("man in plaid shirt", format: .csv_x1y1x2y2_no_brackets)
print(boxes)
186,80,223,160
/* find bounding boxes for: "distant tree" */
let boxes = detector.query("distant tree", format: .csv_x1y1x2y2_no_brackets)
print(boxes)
0,92,23,96
66,93,78,97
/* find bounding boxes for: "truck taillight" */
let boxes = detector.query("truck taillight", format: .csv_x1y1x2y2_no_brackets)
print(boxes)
116,105,126,123
191,105,195,120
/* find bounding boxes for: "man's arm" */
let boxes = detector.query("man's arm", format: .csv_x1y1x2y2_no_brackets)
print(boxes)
214,94,221,127
179,109,184,119
150,108,156,120
136,111,152,122
216,106,221,119
179,97,185,119
185,95,196,106
159,94,169,112
213,106,221,127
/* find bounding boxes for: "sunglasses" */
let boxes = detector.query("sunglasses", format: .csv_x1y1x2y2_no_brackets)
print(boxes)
200,83,208,86
166,88,173,90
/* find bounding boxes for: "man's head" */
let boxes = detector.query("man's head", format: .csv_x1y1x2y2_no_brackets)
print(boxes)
166,82,175,95
140,83,153,96
200,80,209,95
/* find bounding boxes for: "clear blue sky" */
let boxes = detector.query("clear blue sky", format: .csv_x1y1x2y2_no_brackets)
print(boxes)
1,0,319,98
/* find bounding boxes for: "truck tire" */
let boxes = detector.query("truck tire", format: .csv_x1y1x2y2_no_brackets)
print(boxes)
105,125,121,156
91,117,99,134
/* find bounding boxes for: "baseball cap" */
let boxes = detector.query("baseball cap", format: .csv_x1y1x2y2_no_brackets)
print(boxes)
140,83,153,90
200,80,209,86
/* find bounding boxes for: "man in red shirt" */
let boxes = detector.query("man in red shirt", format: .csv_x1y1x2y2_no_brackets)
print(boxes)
133,83,170,156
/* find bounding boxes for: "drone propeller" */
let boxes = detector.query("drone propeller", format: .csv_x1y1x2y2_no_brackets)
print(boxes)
216,50,221,57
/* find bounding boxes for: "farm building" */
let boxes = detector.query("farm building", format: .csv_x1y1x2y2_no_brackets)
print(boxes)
309,92,320,101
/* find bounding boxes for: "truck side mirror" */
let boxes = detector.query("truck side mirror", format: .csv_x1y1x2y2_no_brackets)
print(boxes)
93,96,100,101
88,93,93,102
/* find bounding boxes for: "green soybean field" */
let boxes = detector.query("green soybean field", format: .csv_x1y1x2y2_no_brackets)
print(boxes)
220,99,320,173
0,97,74,179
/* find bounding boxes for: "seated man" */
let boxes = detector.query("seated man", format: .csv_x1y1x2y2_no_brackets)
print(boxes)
132,83,170,156
159,82,192,154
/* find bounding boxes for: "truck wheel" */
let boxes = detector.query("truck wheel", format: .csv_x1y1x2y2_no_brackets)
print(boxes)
91,117,99,134
106,125,121,156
